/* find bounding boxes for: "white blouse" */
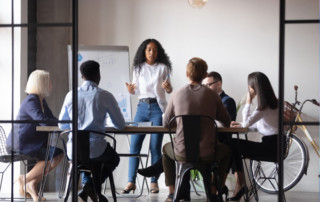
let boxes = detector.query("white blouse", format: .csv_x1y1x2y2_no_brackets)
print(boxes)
241,103,279,136
132,62,170,112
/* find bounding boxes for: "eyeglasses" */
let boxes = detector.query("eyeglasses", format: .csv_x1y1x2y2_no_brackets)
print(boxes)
205,80,219,87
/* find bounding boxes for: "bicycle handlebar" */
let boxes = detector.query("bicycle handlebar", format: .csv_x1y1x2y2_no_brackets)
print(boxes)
293,85,320,112
311,99,320,106
298,99,320,112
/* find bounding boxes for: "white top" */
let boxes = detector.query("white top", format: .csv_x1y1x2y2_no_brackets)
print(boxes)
241,103,279,136
132,62,170,112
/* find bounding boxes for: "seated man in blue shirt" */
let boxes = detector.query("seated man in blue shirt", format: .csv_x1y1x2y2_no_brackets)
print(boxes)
59,60,125,202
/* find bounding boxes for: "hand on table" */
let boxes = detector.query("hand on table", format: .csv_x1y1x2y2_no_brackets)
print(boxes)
230,121,241,128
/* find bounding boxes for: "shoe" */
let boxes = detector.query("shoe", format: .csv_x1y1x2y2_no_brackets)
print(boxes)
98,194,109,202
227,187,246,201
150,182,159,193
211,194,219,202
165,192,190,201
120,183,136,194
221,185,229,199
180,196,191,201
137,159,164,177
78,189,88,202
181,194,191,201
78,183,98,202
165,193,174,202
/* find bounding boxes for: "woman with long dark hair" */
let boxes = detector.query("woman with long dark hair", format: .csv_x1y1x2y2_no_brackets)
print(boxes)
122,39,173,194
228,71,280,201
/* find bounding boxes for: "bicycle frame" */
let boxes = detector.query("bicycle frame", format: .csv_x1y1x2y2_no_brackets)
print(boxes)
292,113,320,157
289,85,320,157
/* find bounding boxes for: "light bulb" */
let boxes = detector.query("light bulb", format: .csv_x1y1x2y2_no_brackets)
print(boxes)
188,0,207,8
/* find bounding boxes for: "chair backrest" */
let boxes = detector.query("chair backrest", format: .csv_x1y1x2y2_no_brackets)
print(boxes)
168,115,217,163
0,126,8,156
76,131,91,163
60,130,116,163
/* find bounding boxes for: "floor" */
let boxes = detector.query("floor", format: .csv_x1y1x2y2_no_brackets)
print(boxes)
1,189,318,202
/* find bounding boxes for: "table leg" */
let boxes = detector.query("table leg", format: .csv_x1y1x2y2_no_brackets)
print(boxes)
38,131,60,201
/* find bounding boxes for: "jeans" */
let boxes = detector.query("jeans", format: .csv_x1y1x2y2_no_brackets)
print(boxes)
128,102,163,183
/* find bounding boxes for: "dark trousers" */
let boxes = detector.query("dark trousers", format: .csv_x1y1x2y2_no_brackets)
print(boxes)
162,142,231,187
230,135,284,172
82,143,120,193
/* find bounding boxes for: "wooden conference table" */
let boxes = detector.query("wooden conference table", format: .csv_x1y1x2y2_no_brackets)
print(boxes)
36,125,249,200
37,125,249,134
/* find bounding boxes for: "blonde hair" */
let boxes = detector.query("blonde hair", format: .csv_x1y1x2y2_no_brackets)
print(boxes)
25,70,51,97
187,57,208,83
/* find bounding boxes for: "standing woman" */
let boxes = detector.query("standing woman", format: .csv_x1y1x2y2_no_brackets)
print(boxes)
6,70,64,201
229,72,281,201
122,39,173,194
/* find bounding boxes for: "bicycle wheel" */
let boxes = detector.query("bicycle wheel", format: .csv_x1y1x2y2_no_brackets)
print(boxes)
250,134,308,194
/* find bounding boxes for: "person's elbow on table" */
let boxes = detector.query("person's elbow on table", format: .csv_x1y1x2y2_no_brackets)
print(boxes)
230,121,241,128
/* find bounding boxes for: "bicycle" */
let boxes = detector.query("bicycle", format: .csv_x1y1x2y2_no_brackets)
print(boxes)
250,85,320,194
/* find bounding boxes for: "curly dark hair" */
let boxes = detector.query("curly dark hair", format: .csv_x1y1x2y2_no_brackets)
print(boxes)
133,39,172,73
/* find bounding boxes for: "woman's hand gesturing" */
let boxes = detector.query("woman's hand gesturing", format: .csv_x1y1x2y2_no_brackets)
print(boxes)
162,80,172,93
126,82,136,95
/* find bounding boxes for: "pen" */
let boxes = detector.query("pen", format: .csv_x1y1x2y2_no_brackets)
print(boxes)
165,74,170,81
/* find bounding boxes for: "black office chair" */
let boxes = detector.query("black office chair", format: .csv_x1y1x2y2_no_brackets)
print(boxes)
0,125,36,200
61,130,117,202
168,115,223,202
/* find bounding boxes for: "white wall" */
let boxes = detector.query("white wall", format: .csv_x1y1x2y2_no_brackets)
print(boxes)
78,0,319,192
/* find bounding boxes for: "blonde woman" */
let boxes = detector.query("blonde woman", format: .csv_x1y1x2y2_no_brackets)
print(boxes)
6,70,64,201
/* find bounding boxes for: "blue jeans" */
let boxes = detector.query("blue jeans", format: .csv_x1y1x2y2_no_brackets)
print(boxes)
128,102,164,183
